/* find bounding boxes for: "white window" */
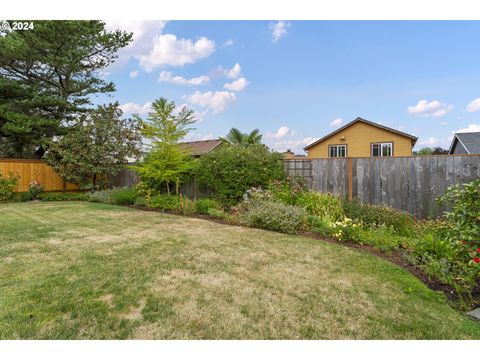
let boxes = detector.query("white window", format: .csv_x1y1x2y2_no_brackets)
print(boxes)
328,145,347,158
371,142,393,157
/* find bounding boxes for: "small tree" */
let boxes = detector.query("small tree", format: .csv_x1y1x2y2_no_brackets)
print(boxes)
43,103,142,189
416,147,433,155
131,98,196,194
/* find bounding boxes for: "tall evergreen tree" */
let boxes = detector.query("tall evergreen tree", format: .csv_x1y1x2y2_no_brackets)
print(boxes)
0,21,132,158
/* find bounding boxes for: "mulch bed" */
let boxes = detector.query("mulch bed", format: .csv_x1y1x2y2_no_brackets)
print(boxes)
131,205,479,309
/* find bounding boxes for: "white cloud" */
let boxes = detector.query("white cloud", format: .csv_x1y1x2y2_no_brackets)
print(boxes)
407,99,453,118
137,34,215,71
224,39,234,46
119,102,152,115
104,21,168,68
270,21,291,43
184,90,236,114
129,70,139,79
418,137,439,146
455,124,480,133
439,121,448,126
223,77,249,92
159,71,209,86
214,63,242,79
330,118,343,127
466,98,480,112
266,126,295,140
270,136,317,153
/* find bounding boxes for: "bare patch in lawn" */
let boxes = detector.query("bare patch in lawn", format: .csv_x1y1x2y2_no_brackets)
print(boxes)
121,299,146,321
98,294,114,308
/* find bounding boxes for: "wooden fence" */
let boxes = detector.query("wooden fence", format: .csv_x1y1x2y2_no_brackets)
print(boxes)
285,155,480,218
7,155,476,218
0,159,79,192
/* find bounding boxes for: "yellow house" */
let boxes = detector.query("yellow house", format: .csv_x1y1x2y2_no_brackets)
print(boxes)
304,117,417,158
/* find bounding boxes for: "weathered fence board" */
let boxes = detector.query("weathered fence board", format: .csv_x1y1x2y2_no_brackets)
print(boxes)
0,159,79,192
107,155,480,218
285,155,480,218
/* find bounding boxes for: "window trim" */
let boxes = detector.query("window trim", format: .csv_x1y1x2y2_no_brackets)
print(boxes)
328,144,348,158
371,142,394,157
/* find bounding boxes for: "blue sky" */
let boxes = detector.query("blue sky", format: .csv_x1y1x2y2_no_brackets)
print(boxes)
102,21,480,153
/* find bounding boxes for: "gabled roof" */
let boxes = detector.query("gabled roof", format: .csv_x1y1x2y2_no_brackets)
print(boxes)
448,132,480,154
178,139,222,156
304,117,418,150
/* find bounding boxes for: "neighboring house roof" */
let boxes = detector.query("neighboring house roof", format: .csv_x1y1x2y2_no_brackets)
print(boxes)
448,132,480,154
178,139,222,156
303,117,418,150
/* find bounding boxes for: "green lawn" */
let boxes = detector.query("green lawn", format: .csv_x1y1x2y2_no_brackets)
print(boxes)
0,202,479,339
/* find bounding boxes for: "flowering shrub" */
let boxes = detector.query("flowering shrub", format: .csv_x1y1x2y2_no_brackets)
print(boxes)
27,181,44,200
0,171,19,201
439,179,480,266
329,217,362,242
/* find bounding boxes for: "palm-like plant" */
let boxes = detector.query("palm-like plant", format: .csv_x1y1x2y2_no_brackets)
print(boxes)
220,128,263,147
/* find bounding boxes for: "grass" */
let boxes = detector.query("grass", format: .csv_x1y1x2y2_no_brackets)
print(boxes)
0,202,479,339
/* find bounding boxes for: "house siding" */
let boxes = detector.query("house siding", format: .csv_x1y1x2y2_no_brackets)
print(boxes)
451,140,468,155
306,121,414,158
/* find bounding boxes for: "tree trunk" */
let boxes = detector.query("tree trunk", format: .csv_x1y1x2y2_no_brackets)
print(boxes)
93,173,97,190
166,182,170,195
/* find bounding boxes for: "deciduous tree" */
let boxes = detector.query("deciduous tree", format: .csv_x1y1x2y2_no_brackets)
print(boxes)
43,103,142,189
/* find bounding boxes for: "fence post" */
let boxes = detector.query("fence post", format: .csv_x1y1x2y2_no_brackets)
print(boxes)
348,157,353,201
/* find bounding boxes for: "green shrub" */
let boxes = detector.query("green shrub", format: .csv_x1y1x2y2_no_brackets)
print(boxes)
439,179,480,264
11,192,31,202
342,199,415,237
0,172,19,202
111,187,137,205
39,192,89,201
134,197,148,207
177,196,196,215
358,226,409,252
149,194,181,210
195,198,221,215
87,189,114,204
195,144,285,206
307,216,334,238
239,198,307,234
297,191,345,223
207,208,228,220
